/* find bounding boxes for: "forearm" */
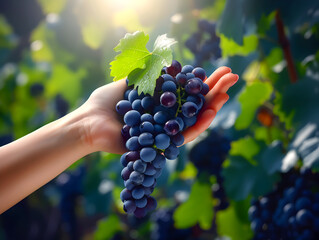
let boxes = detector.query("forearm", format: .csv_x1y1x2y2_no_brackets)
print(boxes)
0,108,91,214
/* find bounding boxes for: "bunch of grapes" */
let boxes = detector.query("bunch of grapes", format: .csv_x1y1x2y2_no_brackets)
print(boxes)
249,169,319,240
189,130,230,210
185,19,221,66
116,60,209,217
150,208,194,240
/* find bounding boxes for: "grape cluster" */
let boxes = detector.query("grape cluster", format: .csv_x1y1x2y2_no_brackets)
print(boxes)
185,19,221,66
249,169,319,240
116,60,209,217
189,130,230,210
150,208,193,240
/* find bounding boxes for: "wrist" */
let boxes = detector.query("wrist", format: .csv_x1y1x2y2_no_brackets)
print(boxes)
55,106,94,157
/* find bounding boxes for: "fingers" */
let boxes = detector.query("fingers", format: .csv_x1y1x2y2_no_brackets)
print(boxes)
204,66,232,90
183,93,229,144
183,109,216,144
205,73,238,103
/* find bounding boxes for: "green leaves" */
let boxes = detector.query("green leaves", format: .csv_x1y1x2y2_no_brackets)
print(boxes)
173,180,214,230
235,81,273,130
110,31,176,95
110,31,149,82
94,214,122,240
216,204,253,240
223,155,279,200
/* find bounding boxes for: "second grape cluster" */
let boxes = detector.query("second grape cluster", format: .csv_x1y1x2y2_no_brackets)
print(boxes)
116,60,209,217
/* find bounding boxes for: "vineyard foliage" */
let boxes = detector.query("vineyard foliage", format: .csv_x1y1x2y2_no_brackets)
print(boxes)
0,0,319,239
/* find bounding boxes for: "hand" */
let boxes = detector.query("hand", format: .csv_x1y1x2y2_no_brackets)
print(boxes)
80,66,238,154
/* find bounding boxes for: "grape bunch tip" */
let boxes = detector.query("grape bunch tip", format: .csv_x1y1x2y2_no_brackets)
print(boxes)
116,60,209,217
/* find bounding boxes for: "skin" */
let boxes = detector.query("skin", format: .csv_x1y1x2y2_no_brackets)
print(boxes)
0,66,238,214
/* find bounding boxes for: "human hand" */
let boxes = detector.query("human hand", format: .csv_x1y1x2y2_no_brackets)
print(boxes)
80,66,238,154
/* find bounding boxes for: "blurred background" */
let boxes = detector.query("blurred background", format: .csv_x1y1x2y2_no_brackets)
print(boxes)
0,0,319,239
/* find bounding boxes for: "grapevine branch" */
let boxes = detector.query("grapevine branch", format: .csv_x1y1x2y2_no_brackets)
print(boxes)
275,10,298,83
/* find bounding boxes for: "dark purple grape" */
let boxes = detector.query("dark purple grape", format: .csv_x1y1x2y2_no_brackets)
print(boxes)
166,60,182,77
160,92,176,108
134,207,147,218
155,76,164,91
182,102,198,118
181,65,194,74
201,83,209,95
185,78,203,95
123,200,136,213
192,67,206,81
121,125,131,142
164,120,180,136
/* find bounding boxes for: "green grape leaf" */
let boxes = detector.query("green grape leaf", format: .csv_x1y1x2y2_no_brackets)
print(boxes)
223,155,279,200
216,204,253,240
110,31,150,81
235,81,273,130
230,136,260,165
173,181,214,230
217,0,244,44
94,214,122,240
111,31,176,95
220,34,258,58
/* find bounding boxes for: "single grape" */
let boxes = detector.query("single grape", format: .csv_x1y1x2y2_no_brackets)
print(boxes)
141,96,154,111
185,78,203,95
181,65,194,74
123,200,136,213
154,111,169,125
132,186,145,199
124,179,135,191
186,73,195,80
134,207,147,218
182,102,198,118
129,126,140,136
146,196,157,211
142,176,155,187
166,60,182,77
133,160,147,173
136,196,147,208
160,92,177,108
124,110,141,126
128,89,139,103
155,76,164,91
141,113,154,123
144,164,157,176
121,125,131,142
183,115,197,127
161,74,175,82
152,154,166,168
164,144,180,160
139,121,154,133
121,167,131,180
140,147,157,162
124,89,131,100
171,133,184,146
164,119,180,136
130,171,145,185
126,136,140,151
176,72,187,86
154,133,170,149
138,132,154,146
192,67,206,81
162,81,177,92
120,189,132,201
201,83,209,95
132,99,143,112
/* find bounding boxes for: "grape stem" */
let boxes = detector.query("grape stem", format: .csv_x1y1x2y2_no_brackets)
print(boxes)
175,86,182,117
